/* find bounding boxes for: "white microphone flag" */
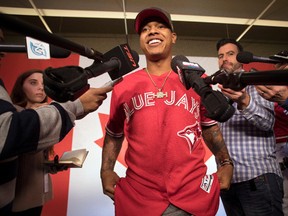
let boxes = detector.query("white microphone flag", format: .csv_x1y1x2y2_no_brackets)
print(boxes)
26,37,50,59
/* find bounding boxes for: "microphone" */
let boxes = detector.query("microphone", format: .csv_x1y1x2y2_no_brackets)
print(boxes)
270,51,288,62
171,55,205,90
204,69,288,91
0,43,71,58
0,12,103,60
43,43,139,102
236,51,286,64
171,55,235,122
86,44,139,80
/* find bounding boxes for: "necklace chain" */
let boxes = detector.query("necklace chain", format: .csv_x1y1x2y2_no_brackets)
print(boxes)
145,68,172,98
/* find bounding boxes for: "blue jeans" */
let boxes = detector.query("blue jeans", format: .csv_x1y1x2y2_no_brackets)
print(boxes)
221,173,284,216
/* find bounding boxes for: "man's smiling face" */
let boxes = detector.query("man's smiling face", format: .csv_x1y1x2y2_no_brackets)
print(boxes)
139,21,176,62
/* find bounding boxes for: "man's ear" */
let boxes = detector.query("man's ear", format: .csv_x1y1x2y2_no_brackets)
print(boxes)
172,32,177,44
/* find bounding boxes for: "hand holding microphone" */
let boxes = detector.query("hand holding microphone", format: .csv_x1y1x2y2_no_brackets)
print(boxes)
43,44,139,102
78,86,113,116
204,50,288,91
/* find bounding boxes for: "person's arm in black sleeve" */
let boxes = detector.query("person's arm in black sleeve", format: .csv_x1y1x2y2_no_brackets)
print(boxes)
0,79,112,160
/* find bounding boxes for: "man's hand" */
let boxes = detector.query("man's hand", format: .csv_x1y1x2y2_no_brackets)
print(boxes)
216,164,233,190
255,85,288,105
218,84,250,110
101,170,120,200
255,63,288,105
79,86,113,114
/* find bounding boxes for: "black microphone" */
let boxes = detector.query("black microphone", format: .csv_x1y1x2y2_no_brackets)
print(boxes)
204,69,288,91
171,55,235,122
0,12,103,60
171,55,205,90
237,51,285,64
0,43,71,58
43,43,139,102
85,44,139,80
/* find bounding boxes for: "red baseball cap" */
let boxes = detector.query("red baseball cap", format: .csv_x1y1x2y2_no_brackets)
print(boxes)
134,7,174,34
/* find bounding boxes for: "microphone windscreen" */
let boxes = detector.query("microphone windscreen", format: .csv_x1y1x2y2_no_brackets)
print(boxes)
236,51,254,64
104,44,139,80
171,55,189,72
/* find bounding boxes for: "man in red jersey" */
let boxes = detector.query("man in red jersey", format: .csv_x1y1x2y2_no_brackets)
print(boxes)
100,7,233,216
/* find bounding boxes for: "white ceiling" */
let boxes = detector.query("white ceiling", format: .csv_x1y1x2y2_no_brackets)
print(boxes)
1,0,288,45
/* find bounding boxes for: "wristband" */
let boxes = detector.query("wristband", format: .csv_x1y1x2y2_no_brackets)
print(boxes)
219,158,234,167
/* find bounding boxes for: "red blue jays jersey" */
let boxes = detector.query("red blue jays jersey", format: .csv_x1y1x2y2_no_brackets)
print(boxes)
106,69,220,216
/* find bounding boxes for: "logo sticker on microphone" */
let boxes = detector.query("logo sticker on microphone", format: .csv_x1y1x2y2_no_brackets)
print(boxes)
123,44,137,67
26,37,51,59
